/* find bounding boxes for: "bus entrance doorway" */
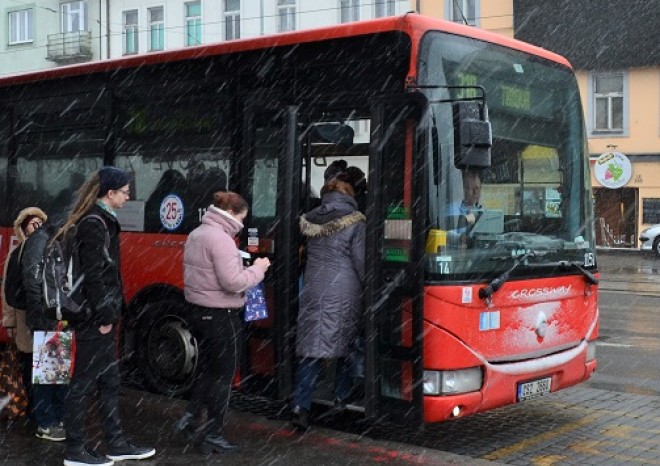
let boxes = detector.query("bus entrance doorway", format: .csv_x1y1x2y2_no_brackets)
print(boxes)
241,95,426,428
294,96,427,427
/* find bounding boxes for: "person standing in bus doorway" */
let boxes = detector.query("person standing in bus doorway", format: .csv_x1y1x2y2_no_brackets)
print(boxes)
59,167,155,466
1,207,67,441
175,191,270,454
291,179,366,431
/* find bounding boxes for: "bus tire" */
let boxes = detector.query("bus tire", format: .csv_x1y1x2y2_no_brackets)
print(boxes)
135,295,197,397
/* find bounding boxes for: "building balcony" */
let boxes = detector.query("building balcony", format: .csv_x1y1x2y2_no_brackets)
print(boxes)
47,31,93,64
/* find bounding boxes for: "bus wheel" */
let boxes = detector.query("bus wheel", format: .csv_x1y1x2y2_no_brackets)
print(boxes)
136,297,197,397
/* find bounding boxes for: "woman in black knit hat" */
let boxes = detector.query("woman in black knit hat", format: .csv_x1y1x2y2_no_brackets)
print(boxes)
57,167,156,466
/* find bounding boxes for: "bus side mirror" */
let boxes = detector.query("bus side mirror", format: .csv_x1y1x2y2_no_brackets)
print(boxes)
453,101,492,169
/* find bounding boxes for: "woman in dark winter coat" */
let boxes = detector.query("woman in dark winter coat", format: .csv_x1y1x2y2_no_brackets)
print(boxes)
58,167,155,466
292,180,366,430
0,207,65,440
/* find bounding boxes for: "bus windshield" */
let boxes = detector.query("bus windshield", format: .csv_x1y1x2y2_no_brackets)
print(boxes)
419,32,596,280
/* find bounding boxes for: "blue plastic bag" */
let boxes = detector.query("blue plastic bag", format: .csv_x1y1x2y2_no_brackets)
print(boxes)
244,283,268,322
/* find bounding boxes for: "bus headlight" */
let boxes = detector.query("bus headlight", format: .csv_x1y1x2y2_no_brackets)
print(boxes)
423,368,483,395
586,340,597,362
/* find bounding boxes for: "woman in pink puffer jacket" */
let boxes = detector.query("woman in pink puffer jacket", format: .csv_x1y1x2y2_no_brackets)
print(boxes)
176,191,270,454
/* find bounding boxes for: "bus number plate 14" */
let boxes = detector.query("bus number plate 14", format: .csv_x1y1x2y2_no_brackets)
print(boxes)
517,377,551,402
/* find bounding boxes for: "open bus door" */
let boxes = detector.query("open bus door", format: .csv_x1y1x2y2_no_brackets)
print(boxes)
365,95,428,428
241,97,301,403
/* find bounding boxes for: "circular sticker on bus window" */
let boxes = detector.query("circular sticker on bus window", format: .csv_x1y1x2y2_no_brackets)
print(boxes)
160,194,184,231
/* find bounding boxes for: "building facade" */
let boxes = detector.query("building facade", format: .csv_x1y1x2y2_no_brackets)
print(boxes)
1,0,104,75
1,0,414,74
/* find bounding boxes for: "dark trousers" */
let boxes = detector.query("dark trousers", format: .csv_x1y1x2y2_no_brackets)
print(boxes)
32,383,66,428
186,304,241,437
20,349,66,428
64,333,123,451
293,357,352,411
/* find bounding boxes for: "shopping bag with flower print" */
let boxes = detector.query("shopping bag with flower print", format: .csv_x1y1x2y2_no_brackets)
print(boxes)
244,283,268,322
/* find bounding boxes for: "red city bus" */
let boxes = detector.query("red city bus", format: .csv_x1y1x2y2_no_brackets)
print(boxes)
0,14,598,427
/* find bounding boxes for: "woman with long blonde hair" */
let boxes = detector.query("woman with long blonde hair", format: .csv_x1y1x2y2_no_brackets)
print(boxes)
62,167,155,466
52,171,101,242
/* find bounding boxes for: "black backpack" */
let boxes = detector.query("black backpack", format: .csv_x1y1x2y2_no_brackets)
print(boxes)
41,215,108,322
4,244,27,310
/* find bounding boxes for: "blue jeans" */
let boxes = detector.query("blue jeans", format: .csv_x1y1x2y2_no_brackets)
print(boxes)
293,357,352,411
32,383,66,428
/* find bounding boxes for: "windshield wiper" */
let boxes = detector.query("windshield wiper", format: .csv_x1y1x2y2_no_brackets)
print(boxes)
479,250,541,300
559,260,599,285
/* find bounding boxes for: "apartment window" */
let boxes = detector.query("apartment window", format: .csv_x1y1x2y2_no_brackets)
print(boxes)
224,0,240,40
277,0,295,32
593,73,625,133
375,0,395,17
340,0,360,23
448,0,477,26
185,1,202,46
8,9,33,44
123,10,139,55
149,7,165,51
62,1,88,32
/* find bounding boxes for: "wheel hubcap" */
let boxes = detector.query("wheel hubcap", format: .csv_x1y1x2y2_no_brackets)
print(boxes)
147,316,196,384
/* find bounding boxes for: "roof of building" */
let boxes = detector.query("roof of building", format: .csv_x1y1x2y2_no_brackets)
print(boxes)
514,0,660,70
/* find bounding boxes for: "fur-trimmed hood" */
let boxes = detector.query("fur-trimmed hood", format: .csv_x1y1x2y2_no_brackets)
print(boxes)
300,211,365,238
13,207,47,243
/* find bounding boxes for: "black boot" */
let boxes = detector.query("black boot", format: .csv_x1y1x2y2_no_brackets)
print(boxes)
291,406,309,432
199,434,240,454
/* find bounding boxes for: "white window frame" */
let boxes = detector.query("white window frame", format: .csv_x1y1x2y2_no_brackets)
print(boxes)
277,0,296,33
122,9,139,55
223,0,240,41
185,1,202,46
340,0,360,23
588,71,628,137
61,1,88,33
148,6,165,51
8,8,34,45
446,0,479,27
374,0,395,18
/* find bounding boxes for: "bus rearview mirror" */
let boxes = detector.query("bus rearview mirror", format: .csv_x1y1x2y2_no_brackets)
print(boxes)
453,101,492,169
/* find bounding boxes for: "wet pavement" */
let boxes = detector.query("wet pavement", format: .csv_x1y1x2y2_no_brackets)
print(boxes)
597,247,660,296
0,388,499,465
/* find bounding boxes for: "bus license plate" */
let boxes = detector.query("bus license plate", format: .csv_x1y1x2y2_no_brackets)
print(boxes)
517,377,551,401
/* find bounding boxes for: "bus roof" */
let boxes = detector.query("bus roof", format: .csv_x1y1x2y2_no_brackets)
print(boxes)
0,13,572,88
